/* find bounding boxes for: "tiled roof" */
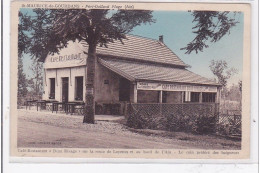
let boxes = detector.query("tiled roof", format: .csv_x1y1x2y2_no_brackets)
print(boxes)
80,34,188,67
99,58,220,86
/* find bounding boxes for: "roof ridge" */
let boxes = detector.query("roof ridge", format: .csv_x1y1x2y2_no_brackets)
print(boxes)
97,53,187,68
127,34,188,67
126,33,160,42
79,34,188,67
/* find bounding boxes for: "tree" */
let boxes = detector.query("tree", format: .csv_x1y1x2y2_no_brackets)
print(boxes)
225,84,241,102
28,9,66,62
18,9,68,102
181,11,239,54
209,60,237,88
18,12,32,56
18,12,31,105
53,9,154,123
17,57,28,105
28,59,44,100
209,60,238,110
19,9,154,123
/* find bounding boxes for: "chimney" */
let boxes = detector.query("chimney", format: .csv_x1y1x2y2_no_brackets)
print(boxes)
159,35,164,43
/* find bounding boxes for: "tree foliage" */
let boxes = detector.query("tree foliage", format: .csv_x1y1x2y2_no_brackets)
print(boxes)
209,60,237,88
19,9,154,60
53,9,155,48
18,12,31,105
225,83,241,102
29,59,44,98
29,9,69,62
18,10,49,102
181,11,239,54
18,12,32,56
17,57,28,105
19,9,155,123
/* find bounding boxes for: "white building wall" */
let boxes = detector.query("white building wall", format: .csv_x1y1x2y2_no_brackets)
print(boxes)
42,69,56,100
43,66,86,102
57,68,69,102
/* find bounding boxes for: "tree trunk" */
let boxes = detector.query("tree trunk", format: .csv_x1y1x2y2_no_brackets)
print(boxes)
83,44,96,124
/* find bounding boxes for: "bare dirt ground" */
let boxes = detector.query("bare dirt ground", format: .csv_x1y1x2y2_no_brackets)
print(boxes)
17,109,240,149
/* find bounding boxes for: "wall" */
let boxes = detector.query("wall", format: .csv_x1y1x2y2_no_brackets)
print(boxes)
43,62,123,103
94,63,120,103
43,66,86,102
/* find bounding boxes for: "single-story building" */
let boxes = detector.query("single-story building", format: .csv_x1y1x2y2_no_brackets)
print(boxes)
42,34,221,114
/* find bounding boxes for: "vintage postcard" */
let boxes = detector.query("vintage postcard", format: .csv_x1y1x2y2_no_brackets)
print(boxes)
10,1,251,160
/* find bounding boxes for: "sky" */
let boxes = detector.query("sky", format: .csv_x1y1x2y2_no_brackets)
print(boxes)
21,10,244,88
130,11,244,87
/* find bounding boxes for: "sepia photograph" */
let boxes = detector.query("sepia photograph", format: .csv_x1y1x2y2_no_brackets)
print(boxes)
10,1,251,159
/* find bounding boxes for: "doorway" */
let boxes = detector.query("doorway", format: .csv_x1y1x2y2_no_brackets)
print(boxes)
119,78,130,101
75,76,83,100
62,77,69,102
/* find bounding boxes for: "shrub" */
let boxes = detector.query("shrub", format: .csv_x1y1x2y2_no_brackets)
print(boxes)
126,104,217,134
126,110,167,130
216,118,241,136
194,116,216,134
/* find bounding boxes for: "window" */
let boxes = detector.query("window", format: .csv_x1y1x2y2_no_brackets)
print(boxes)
191,92,200,102
104,80,109,84
75,76,83,101
183,91,191,102
202,93,216,103
137,90,160,103
49,78,55,99
162,91,167,103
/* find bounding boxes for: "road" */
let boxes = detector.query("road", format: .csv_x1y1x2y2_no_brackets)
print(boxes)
17,109,240,149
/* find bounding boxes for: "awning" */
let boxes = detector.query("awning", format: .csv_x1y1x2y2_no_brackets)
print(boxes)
98,58,221,86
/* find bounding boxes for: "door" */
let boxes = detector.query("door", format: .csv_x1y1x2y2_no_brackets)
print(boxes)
119,78,130,101
62,77,69,102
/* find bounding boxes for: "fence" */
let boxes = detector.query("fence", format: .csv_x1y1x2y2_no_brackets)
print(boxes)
219,100,241,114
17,95,42,109
23,101,123,116
126,103,219,134
126,103,241,138
41,103,84,115
216,110,241,138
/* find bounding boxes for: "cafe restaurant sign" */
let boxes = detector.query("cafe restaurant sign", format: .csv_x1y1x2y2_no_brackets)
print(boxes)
50,53,83,62
137,82,217,92
44,41,87,69
137,82,162,90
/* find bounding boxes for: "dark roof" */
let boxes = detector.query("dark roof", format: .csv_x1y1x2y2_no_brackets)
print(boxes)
81,34,188,67
99,58,221,86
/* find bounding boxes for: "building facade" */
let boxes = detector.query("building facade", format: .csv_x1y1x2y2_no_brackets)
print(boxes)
43,35,221,114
